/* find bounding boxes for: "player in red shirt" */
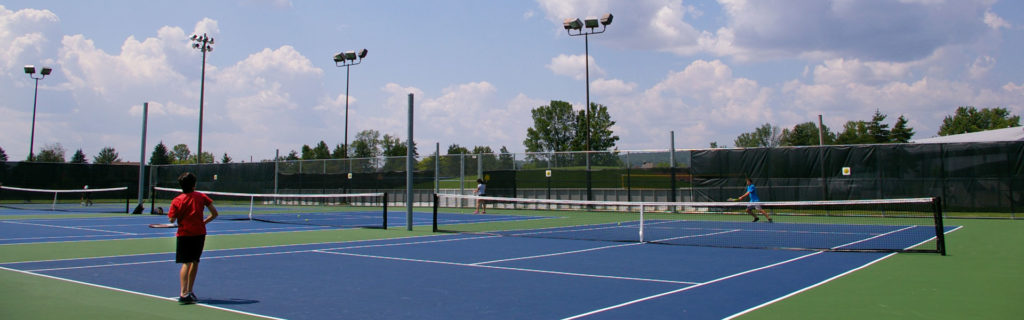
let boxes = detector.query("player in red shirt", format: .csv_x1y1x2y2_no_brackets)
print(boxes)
167,172,218,304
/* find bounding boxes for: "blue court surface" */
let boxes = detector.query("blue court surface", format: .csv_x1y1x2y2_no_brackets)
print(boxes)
1,231,942,320
0,211,542,245
1,218,960,320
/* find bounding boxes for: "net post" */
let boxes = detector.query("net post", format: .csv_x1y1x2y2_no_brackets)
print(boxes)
932,197,946,255
432,193,439,232
248,195,255,221
639,204,645,243
124,187,130,214
150,186,155,214
382,192,388,230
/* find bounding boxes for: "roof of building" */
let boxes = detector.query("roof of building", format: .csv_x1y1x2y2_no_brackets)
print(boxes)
911,126,1024,143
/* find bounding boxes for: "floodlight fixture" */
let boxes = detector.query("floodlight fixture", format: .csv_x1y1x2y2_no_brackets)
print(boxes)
561,12,613,200
24,63,53,161
190,33,215,163
563,18,582,30
600,13,613,26
332,47,369,160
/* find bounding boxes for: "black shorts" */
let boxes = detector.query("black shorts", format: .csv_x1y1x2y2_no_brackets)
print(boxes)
176,235,206,263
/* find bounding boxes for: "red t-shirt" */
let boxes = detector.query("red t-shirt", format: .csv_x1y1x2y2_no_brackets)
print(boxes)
168,191,213,237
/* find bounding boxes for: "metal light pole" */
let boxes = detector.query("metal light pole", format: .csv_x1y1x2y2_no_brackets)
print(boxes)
23,65,52,161
333,49,368,158
190,33,214,164
564,13,613,201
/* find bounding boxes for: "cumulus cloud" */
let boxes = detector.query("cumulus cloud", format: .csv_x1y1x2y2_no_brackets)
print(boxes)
372,82,541,151
983,10,1011,30
547,54,605,80
719,0,993,61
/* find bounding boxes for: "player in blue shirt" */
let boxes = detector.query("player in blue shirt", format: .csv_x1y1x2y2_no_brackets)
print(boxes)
737,178,772,223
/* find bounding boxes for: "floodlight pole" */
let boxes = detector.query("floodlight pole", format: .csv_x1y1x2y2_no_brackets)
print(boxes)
566,16,610,201
333,49,367,159
29,77,41,161
24,67,50,161
190,33,214,164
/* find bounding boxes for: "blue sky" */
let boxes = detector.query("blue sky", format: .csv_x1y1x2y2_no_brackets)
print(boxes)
1,0,1022,162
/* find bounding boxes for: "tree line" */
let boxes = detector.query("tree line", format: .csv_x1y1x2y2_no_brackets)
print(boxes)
727,106,1020,148
2,104,1016,165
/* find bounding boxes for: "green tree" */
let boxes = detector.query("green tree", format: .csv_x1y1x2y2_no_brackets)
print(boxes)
171,144,192,163
441,144,470,176
524,100,577,153
221,153,232,164
312,141,331,159
36,143,66,162
70,149,88,164
781,122,833,146
285,150,300,160
937,106,1020,136
381,134,418,172
709,142,722,148
191,152,214,164
835,121,872,145
331,144,346,159
577,103,619,152
93,147,121,164
734,123,782,148
0,146,7,162
498,146,514,169
890,115,915,143
149,142,172,165
350,130,381,159
866,109,891,143
524,100,618,166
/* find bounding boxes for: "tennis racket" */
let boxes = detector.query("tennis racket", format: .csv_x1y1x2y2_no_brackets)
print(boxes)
148,223,178,228
727,198,738,201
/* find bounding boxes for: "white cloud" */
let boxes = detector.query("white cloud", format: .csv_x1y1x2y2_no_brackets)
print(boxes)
782,59,1024,138
192,18,220,37
719,0,995,62
537,0,710,54
0,6,61,72
547,54,605,80
968,55,996,79
984,10,1011,30
591,78,636,96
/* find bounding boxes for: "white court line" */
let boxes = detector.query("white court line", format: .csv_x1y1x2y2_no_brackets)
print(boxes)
649,229,742,242
830,225,916,249
2,220,138,235
472,229,743,266
471,242,641,265
0,232,462,265
20,234,497,272
562,251,824,320
0,265,284,320
314,250,698,285
723,225,965,319
721,252,896,320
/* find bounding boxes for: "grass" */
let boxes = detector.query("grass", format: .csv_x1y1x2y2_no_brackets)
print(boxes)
0,210,1019,319
743,218,1023,319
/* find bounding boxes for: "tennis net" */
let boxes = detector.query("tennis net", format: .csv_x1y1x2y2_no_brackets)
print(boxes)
0,185,130,213
153,187,388,229
432,194,949,254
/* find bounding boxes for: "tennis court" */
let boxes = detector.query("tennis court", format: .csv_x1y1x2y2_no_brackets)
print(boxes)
0,217,958,319
0,209,544,245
